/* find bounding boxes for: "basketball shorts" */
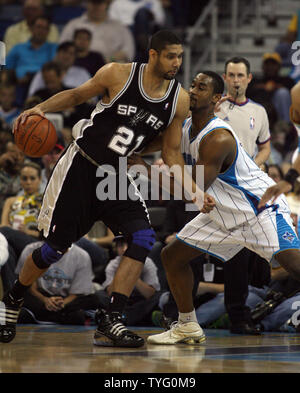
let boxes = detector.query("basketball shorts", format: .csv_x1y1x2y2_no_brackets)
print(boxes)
38,142,151,250
176,207,300,262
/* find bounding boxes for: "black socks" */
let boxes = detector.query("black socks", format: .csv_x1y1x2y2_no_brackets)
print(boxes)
108,292,128,314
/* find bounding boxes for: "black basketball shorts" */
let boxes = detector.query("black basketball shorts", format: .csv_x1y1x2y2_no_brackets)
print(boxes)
38,142,151,250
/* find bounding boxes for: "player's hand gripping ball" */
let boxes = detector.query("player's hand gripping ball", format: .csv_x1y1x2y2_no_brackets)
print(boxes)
14,115,57,157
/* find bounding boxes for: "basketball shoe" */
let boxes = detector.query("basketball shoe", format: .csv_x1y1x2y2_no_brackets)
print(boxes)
93,309,144,347
147,321,206,345
0,293,23,343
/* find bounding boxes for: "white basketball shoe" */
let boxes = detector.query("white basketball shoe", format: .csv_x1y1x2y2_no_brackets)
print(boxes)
147,321,205,345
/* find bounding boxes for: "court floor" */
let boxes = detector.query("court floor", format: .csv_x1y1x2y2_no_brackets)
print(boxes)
1,325,300,374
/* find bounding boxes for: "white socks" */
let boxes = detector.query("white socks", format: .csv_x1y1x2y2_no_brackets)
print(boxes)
178,309,198,324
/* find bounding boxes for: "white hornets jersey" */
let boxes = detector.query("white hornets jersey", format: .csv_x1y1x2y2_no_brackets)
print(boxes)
181,116,291,230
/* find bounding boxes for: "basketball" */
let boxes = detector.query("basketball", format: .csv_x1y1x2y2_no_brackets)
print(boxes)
14,115,57,158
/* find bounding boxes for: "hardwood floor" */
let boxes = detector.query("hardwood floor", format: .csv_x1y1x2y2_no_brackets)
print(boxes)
1,325,300,374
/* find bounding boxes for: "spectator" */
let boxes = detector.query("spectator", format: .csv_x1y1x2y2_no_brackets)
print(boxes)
73,29,106,76
247,53,295,122
15,241,100,325
4,0,59,54
28,42,91,98
96,236,161,326
5,16,58,105
59,0,135,62
0,142,25,216
33,61,93,144
108,0,165,62
1,162,43,239
0,83,21,130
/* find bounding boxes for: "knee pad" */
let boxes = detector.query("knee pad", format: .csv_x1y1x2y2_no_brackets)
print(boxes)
32,243,66,269
124,228,156,263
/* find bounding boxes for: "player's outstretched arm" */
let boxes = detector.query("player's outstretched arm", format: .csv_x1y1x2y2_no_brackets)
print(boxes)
13,63,124,133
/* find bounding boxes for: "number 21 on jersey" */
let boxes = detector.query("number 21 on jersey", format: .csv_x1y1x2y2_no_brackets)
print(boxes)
108,126,145,156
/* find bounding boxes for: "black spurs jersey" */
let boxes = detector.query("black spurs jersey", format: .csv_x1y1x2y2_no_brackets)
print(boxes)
73,62,181,168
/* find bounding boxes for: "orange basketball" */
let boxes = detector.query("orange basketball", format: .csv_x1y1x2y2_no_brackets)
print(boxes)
14,115,57,158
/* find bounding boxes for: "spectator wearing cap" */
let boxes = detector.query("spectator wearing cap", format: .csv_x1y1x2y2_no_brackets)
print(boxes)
73,29,106,76
59,0,135,62
247,52,295,122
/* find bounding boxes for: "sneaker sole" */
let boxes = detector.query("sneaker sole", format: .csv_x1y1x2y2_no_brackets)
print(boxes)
147,334,206,345
93,331,145,348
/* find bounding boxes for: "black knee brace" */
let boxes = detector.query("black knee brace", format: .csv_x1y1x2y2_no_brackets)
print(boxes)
124,228,156,263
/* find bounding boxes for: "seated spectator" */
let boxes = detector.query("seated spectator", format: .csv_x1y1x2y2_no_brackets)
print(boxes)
96,236,161,326
1,162,43,239
4,0,59,54
247,53,295,122
73,28,106,76
33,60,93,143
5,16,58,105
28,42,91,98
0,142,25,216
108,0,165,62
59,0,135,62
15,241,100,325
0,83,21,130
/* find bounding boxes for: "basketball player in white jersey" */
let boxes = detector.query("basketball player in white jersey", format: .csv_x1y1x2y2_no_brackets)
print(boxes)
259,81,300,207
146,71,300,345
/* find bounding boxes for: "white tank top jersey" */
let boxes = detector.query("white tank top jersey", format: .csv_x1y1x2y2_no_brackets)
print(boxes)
181,116,291,230
217,99,270,158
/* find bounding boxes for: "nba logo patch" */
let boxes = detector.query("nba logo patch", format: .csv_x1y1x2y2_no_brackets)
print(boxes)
52,225,56,233
164,103,169,110
250,117,255,129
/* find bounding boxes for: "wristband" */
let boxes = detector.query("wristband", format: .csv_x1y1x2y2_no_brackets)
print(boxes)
284,168,300,188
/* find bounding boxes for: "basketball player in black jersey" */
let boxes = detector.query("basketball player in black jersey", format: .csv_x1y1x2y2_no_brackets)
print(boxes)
1,30,215,347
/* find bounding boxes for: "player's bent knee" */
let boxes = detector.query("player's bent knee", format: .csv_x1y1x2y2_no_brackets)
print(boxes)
32,243,67,269
124,228,156,263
